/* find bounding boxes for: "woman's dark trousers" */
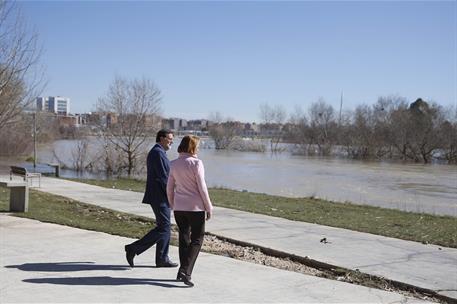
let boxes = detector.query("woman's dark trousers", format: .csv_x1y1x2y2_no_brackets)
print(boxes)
174,211,205,277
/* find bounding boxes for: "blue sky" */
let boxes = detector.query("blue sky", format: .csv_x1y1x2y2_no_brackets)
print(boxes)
20,1,456,122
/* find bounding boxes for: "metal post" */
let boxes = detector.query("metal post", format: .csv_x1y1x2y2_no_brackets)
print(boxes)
33,112,37,168
339,91,343,125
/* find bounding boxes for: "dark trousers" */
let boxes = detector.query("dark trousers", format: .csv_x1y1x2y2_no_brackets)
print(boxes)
128,202,171,264
174,211,205,277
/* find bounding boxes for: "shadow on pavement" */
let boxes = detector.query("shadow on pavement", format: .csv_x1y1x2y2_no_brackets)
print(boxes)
23,276,189,288
5,261,155,272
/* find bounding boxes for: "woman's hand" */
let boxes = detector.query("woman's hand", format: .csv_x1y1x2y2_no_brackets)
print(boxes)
206,211,212,221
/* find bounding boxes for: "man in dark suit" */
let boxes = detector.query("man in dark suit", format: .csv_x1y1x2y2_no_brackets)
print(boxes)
124,129,178,268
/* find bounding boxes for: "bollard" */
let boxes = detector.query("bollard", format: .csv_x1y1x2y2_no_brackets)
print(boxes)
48,163,60,177
0,181,29,212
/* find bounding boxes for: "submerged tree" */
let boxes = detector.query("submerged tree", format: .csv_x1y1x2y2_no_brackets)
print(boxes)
208,112,240,149
439,107,457,163
259,103,287,152
308,99,337,155
403,99,445,163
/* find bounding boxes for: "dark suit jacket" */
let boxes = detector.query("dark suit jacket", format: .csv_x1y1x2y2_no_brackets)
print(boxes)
142,144,170,205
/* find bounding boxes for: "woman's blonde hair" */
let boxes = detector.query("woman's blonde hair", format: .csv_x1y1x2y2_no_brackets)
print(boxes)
177,135,200,155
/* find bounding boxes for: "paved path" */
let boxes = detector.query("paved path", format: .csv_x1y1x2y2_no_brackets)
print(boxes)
3,176,456,300
0,215,430,303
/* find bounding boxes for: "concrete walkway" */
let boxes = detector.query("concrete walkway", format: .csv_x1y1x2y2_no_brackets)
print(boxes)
3,176,457,301
0,214,431,303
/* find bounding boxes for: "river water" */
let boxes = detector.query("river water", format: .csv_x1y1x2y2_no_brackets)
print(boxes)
34,138,457,217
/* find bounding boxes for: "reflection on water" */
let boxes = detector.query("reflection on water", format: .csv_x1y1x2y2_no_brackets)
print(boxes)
33,138,457,216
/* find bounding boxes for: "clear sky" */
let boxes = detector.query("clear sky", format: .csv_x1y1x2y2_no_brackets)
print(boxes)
19,1,456,123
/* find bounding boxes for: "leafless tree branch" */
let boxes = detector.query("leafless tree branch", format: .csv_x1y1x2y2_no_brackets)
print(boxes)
95,76,162,176
0,1,45,131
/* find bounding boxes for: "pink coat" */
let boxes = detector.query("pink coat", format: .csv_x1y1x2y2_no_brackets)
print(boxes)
167,153,213,212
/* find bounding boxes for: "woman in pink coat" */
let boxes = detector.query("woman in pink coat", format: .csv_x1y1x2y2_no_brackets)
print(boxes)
167,135,213,287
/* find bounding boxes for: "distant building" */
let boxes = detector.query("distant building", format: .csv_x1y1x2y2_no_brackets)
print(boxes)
106,112,118,127
74,113,89,126
242,122,259,137
57,115,78,127
145,114,162,130
36,96,70,115
186,119,208,131
162,118,188,130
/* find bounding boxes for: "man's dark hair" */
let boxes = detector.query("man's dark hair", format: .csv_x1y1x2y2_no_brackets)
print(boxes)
156,129,173,143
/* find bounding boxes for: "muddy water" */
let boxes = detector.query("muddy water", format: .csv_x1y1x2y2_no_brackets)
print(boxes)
32,139,457,216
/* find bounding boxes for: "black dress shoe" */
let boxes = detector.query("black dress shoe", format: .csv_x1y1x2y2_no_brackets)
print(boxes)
125,245,135,267
156,260,178,268
176,271,194,287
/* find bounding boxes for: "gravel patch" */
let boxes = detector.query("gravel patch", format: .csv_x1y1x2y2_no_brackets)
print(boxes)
195,233,446,304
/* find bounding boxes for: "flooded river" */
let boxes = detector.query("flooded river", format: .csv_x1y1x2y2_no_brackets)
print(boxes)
34,138,457,217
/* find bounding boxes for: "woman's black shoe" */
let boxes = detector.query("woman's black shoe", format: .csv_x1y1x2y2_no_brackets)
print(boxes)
176,271,184,281
176,271,194,287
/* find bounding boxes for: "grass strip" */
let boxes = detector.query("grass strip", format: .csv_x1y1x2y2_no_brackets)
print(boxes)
69,178,457,248
0,188,174,243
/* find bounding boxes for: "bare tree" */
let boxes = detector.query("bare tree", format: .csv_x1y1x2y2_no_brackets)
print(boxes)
373,96,447,163
440,106,457,163
0,112,32,156
0,1,44,131
208,112,240,149
96,76,162,176
370,97,400,158
71,138,90,172
340,105,375,159
287,105,311,154
308,98,337,155
259,103,286,152
90,138,126,176
335,96,407,160
404,99,446,163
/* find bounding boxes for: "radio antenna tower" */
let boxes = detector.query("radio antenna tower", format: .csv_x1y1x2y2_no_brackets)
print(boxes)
339,91,343,125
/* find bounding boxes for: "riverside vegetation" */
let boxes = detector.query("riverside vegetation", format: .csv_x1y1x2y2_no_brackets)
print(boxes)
0,188,445,302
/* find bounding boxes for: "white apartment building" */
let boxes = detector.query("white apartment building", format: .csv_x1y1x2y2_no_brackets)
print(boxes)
36,96,70,115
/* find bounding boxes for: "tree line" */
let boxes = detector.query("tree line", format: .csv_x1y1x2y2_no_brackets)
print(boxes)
285,96,456,164
210,97,456,164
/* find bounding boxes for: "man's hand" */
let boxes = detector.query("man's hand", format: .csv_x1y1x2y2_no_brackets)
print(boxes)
206,211,212,221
